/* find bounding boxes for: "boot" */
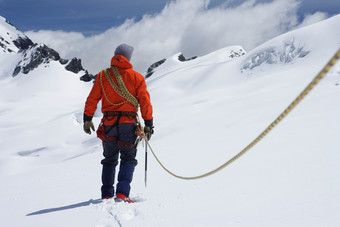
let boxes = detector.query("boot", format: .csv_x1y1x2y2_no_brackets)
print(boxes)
115,193,134,203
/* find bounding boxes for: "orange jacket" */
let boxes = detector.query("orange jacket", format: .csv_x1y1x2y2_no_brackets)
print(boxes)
84,55,153,125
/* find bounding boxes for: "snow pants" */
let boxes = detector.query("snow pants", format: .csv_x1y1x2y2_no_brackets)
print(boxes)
101,123,138,199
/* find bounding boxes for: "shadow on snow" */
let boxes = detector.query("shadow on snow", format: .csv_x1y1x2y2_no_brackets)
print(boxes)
26,199,102,216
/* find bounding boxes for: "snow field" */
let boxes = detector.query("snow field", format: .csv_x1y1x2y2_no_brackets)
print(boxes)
0,14,340,227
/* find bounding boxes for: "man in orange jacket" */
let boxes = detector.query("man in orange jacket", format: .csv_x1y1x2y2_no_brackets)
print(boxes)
83,44,153,202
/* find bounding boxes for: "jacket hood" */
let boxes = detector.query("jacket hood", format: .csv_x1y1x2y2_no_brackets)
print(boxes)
111,55,133,69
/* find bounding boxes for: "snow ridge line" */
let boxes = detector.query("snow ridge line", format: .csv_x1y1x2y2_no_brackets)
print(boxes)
144,48,340,180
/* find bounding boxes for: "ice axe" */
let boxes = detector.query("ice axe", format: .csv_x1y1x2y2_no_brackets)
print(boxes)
135,117,150,188
134,121,148,187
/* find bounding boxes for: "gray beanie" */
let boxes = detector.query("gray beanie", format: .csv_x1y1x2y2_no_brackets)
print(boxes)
114,43,134,62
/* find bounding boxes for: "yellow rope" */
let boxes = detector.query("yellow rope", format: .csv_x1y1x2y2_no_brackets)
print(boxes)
100,66,139,111
142,48,340,180
111,66,139,111
100,70,127,106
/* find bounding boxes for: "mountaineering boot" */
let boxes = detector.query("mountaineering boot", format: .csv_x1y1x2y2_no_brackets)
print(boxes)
115,193,134,203
101,165,116,199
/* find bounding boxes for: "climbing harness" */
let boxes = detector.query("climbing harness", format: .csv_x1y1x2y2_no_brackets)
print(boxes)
97,111,138,143
104,111,137,118
141,48,340,180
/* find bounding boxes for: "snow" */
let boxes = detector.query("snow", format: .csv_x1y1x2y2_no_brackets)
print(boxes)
0,16,22,53
0,14,340,227
0,17,35,74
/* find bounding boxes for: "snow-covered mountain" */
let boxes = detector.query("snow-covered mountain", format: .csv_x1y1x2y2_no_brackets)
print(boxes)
0,14,340,227
0,16,94,81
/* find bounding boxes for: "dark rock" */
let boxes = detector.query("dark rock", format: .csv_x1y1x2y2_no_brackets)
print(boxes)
65,58,84,74
12,44,61,77
1,35,15,53
145,58,166,78
59,59,69,65
36,44,60,61
13,65,21,76
80,71,96,82
13,37,34,50
229,49,246,58
178,53,197,62
0,40,9,52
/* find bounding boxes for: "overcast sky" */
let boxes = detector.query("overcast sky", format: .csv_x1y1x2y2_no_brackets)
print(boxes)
1,0,339,73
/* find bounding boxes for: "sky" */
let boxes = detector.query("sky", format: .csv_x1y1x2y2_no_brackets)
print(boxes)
1,0,339,73
0,0,339,35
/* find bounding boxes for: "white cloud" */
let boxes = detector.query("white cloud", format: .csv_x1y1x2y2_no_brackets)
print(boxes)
296,11,328,29
25,0,328,74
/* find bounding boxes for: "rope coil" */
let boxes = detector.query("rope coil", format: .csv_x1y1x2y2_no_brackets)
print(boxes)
101,66,139,111
143,48,340,180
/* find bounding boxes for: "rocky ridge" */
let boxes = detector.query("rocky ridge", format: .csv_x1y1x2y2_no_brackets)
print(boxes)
0,16,94,81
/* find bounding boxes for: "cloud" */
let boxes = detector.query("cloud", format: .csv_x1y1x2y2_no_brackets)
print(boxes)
25,0,328,74
296,11,328,29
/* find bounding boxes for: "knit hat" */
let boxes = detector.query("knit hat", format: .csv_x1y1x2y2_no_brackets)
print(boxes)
114,43,134,62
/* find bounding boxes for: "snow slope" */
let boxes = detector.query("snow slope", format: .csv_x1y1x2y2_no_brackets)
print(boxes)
0,14,340,227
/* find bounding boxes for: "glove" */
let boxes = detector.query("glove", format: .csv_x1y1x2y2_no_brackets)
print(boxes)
83,121,95,134
144,119,154,141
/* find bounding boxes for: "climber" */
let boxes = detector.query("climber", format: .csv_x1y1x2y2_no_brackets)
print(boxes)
83,43,154,203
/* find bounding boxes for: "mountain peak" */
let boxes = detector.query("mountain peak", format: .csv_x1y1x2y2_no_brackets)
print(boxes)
0,16,93,80
12,43,60,76
0,16,34,54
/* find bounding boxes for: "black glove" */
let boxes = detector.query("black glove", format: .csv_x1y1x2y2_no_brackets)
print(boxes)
144,119,154,141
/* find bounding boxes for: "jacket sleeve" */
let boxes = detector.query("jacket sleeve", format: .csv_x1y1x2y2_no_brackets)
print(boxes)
84,73,102,122
136,73,153,121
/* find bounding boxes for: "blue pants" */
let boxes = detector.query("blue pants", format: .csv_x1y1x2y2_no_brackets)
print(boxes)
101,123,138,198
